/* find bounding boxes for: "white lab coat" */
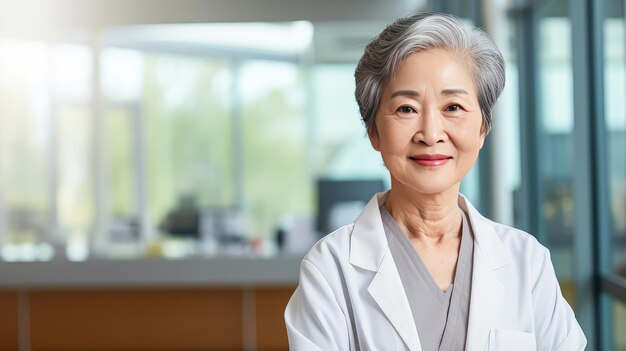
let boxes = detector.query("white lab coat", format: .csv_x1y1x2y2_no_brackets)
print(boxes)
285,192,586,351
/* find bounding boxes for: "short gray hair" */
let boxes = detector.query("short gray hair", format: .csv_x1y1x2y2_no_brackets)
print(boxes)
355,12,505,135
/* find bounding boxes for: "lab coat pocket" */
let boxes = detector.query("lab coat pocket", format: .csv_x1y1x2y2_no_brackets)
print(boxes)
488,329,536,351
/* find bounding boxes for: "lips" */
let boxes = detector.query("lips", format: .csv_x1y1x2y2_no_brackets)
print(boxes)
409,154,452,167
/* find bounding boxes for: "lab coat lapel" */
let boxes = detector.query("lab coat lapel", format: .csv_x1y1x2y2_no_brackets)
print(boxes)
368,253,422,351
459,195,511,351
350,192,422,351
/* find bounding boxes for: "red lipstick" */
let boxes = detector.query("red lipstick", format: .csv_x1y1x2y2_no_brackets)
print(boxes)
409,154,451,167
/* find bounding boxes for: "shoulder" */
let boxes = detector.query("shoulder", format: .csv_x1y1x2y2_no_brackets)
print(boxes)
460,194,547,260
293,223,360,304
301,223,354,271
476,216,551,275
488,219,547,254
296,191,388,286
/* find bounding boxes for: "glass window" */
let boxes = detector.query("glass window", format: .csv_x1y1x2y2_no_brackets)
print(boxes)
0,40,94,261
142,53,234,236
311,64,386,183
605,296,626,351
101,48,145,250
436,0,478,24
500,57,522,228
615,298,626,350
101,47,236,254
0,40,51,260
53,44,94,256
536,0,577,306
239,60,311,238
105,107,136,219
603,0,626,283
57,104,94,250
460,158,481,207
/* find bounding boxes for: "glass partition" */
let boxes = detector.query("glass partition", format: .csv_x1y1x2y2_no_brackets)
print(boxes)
311,64,386,182
240,60,311,240
536,0,577,306
603,0,626,284
0,20,394,259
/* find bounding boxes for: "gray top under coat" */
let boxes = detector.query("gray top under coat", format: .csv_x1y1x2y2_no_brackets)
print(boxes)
381,205,474,351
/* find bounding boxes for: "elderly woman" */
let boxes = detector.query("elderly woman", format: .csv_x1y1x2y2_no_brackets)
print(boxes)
284,12,586,351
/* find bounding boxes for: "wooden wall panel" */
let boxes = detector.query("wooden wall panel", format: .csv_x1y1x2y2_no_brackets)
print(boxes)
0,291,18,351
255,287,295,351
30,289,243,351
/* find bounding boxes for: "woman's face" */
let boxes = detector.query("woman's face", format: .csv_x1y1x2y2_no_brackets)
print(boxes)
370,48,485,195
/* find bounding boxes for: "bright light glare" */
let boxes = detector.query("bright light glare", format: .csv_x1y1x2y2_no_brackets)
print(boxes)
0,40,50,145
105,21,314,56
67,241,89,261
1,242,55,261
101,48,145,102
51,44,92,101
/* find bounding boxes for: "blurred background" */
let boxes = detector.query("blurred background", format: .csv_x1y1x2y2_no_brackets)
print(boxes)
0,0,624,350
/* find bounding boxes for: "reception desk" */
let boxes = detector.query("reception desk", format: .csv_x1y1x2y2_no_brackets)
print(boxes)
0,255,303,351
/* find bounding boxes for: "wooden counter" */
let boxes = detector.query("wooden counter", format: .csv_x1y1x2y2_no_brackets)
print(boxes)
0,255,302,351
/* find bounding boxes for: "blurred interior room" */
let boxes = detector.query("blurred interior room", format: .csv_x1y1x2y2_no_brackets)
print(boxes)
0,0,624,350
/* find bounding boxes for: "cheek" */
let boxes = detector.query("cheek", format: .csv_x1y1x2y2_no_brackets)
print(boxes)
378,121,414,152
449,134,483,164
456,139,483,156
452,119,484,152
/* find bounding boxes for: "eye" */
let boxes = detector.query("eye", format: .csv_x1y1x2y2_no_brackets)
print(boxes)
397,106,416,114
445,104,463,112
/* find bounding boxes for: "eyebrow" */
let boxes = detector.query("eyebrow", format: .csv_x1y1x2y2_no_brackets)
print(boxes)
389,90,419,99
441,88,469,95
389,88,469,99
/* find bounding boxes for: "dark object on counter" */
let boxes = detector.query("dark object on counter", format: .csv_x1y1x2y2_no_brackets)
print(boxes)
160,195,200,238
275,227,286,251
316,179,385,235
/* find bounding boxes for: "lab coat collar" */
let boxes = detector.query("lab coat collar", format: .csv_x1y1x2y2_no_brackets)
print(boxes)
349,191,512,351
349,191,511,271
348,191,389,271
367,251,423,351
350,191,421,350
457,194,511,269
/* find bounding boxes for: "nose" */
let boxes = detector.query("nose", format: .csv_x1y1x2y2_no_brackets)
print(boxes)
412,107,446,145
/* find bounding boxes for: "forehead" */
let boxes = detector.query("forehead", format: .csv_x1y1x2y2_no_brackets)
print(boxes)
384,48,476,94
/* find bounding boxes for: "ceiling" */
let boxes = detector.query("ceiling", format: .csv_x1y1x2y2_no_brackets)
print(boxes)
0,0,428,63
0,0,427,30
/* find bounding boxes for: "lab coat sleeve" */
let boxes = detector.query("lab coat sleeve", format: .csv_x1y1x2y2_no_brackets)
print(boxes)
532,248,587,351
285,259,350,351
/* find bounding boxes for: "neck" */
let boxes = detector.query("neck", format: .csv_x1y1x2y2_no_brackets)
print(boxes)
384,179,462,244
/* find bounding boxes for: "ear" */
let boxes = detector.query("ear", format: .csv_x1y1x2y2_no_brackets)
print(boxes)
368,123,381,151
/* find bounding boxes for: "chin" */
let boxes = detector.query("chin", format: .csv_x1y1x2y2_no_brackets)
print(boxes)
395,177,458,196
